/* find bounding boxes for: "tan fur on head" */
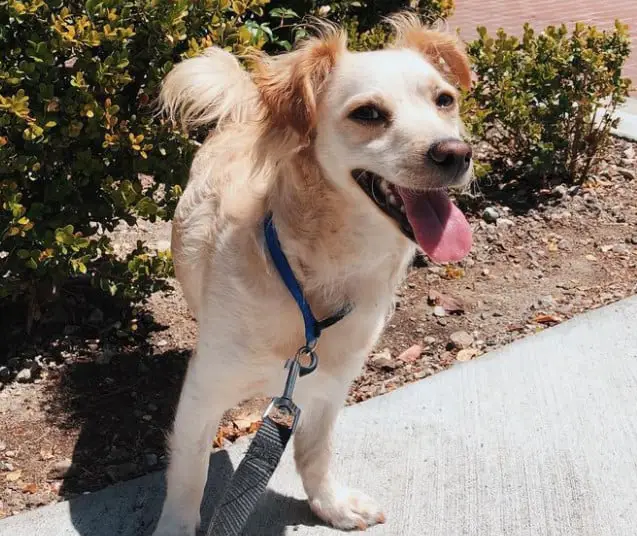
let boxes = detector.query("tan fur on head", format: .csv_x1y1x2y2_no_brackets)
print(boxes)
388,12,472,90
251,22,347,142
158,14,470,139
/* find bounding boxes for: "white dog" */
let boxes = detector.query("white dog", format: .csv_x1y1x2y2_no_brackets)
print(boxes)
154,13,473,535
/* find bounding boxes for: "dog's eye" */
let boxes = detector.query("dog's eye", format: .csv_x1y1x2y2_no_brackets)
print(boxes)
349,105,386,123
436,92,455,108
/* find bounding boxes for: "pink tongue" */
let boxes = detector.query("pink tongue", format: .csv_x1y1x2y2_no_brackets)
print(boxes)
397,188,472,263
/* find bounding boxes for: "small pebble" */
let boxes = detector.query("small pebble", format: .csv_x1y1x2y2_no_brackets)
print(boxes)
449,331,473,350
16,368,32,383
370,349,395,370
482,207,500,223
0,366,10,382
48,459,75,480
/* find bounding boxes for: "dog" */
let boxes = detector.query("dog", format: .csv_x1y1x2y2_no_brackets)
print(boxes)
153,12,474,535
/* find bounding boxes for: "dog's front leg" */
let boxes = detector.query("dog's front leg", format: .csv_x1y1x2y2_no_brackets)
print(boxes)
294,379,386,531
153,345,246,536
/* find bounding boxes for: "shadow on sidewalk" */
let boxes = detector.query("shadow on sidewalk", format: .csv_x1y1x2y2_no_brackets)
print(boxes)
66,449,322,535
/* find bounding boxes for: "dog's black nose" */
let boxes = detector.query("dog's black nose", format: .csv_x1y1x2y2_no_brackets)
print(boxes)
427,139,472,174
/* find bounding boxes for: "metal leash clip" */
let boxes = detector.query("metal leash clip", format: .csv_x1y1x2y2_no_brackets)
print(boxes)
263,345,318,433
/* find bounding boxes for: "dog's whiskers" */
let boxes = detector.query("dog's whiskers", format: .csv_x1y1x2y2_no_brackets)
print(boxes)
369,174,382,206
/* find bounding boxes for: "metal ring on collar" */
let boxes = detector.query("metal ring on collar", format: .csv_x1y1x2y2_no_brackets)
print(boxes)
295,345,319,377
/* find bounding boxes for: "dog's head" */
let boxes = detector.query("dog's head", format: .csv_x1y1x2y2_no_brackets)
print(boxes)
253,14,473,263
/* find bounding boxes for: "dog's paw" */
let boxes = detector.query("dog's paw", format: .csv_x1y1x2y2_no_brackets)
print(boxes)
309,485,386,531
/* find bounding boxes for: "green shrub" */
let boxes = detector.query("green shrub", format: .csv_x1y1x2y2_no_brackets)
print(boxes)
261,0,454,51
0,0,281,327
464,22,632,185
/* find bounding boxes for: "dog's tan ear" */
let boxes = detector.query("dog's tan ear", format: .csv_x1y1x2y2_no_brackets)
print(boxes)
390,13,472,90
252,29,346,140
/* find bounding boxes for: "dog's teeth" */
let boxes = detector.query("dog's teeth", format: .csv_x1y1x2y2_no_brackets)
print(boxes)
388,194,398,206
400,205,406,214
378,180,390,195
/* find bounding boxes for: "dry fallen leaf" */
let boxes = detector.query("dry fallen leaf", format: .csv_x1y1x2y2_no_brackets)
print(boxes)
214,414,263,448
232,411,262,432
213,425,236,448
582,178,608,189
397,345,422,363
586,179,612,188
23,483,38,494
427,290,465,315
247,421,262,434
443,265,465,280
232,419,253,431
533,314,562,325
5,469,22,482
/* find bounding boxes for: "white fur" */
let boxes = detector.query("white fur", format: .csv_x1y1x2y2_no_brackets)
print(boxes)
159,47,259,132
153,16,471,536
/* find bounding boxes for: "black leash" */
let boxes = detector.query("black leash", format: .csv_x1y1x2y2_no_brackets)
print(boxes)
205,214,352,536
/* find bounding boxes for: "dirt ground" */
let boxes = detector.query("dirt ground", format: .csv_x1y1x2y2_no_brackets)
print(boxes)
0,138,635,520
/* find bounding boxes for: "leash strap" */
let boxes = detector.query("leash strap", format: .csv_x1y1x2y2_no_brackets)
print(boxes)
205,214,352,536
206,416,293,536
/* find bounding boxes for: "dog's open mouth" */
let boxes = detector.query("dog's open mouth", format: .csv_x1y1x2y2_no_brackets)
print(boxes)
352,169,414,240
352,169,473,263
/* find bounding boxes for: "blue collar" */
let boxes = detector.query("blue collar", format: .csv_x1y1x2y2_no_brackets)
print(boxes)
263,213,352,348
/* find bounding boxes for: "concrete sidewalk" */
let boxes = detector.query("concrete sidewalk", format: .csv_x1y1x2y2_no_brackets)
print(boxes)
614,97,637,141
1,297,637,535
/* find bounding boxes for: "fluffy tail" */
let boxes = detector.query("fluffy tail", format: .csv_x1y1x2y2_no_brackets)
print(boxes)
158,47,259,132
